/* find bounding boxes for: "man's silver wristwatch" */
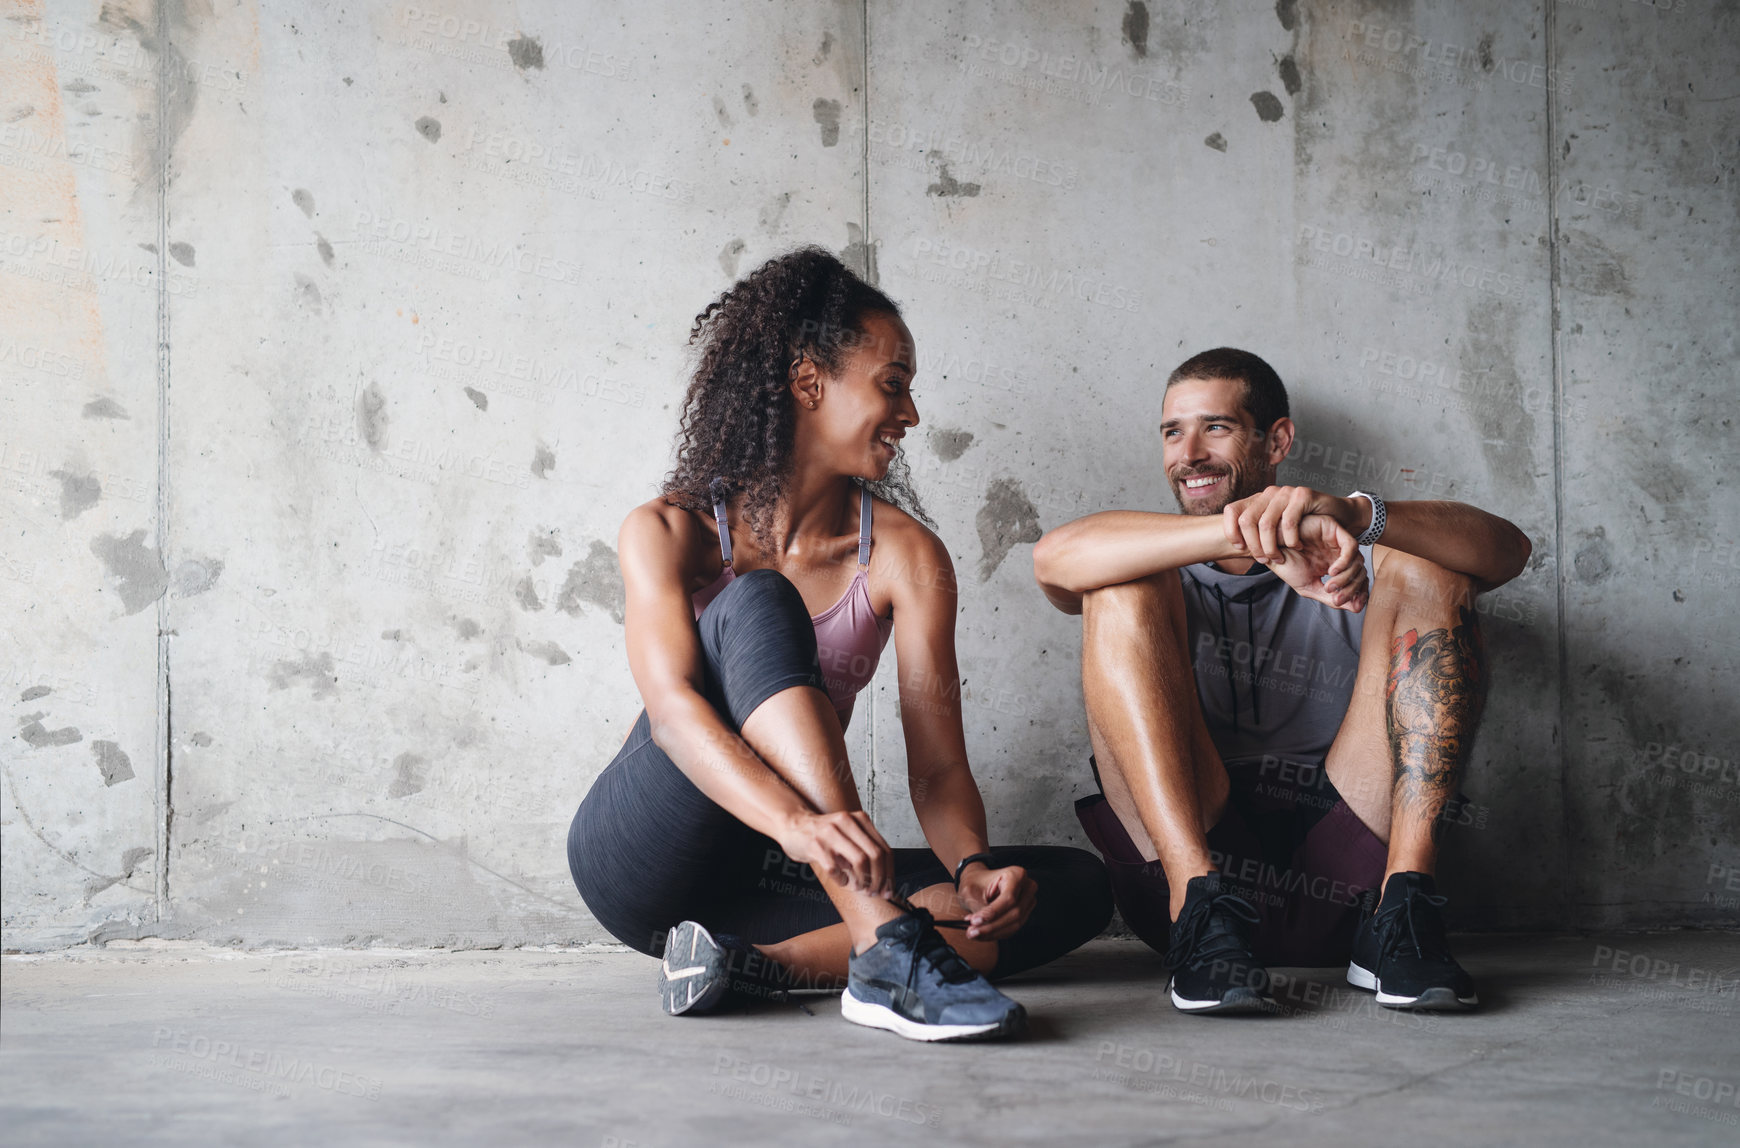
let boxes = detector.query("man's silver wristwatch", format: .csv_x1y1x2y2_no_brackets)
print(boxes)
1348,491,1387,546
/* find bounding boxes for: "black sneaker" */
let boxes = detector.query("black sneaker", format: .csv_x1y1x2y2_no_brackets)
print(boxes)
1163,873,1274,1014
841,906,1025,1042
658,920,810,1016
1347,872,1478,1010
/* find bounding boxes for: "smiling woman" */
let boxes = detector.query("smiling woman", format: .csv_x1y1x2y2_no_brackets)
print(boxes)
565,247,1113,1043
659,247,932,551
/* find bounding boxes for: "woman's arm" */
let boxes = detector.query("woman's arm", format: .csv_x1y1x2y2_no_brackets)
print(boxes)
887,522,1035,938
618,500,890,894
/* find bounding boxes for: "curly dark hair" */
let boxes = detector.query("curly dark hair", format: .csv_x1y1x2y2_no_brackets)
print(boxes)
661,246,933,549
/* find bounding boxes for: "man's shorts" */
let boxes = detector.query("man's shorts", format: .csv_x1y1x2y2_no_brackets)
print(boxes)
1075,753,1387,967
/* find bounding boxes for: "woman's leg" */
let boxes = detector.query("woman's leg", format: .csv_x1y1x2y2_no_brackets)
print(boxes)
572,567,916,984
691,569,913,967
749,853,1001,985
745,846,1112,985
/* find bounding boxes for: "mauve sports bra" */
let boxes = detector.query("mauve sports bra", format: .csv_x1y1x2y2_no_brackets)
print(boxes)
691,484,894,727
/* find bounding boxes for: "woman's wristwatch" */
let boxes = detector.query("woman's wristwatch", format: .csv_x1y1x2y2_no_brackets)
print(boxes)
953,851,997,888
1348,491,1387,546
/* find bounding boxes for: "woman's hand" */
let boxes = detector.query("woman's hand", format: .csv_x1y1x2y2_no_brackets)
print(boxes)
777,809,895,899
957,863,1037,940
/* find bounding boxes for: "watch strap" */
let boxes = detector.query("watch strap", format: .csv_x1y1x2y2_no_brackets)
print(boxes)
1349,491,1387,546
953,852,997,888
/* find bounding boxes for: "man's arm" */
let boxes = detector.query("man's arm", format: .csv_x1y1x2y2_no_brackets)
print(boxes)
1222,487,1532,592
1031,512,1245,615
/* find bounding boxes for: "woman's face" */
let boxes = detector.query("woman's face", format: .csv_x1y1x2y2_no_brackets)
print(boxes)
799,310,920,482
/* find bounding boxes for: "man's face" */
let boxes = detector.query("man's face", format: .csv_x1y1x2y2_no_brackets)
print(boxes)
1160,376,1280,515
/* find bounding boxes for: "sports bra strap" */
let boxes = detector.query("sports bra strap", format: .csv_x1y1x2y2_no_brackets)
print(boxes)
712,490,732,566
858,485,872,568
711,479,868,568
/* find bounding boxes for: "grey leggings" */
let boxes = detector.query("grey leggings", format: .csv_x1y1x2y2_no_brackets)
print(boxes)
566,567,1112,979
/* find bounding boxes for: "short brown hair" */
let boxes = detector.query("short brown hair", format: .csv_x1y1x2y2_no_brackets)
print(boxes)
1167,347,1290,432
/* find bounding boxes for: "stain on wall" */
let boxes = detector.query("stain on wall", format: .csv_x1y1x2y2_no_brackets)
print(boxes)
507,35,545,70
92,741,136,786
1278,54,1301,96
83,397,129,419
49,470,101,519
170,557,223,597
976,478,1042,581
930,428,976,461
1250,91,1284,122
531,443,556,478
718,237,747,278
19,715,82,748
267,652,339,698
519,639,572,666
1121,1,1150,58
927,162,981,198
90,531,168,615
357,383,387,450
556,541,627,624
388,752,427,797
812,98,842,147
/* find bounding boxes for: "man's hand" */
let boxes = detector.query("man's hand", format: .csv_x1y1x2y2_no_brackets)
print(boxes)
1269,513,1369,612
956,863,1036,941
1222,485,1369,564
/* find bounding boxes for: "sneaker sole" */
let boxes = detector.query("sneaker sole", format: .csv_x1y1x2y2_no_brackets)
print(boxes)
841,988,1024,1042
659,921,729,1016
1168,980,1275,1015
1375,986,1478,1010
1347,962,1476,1010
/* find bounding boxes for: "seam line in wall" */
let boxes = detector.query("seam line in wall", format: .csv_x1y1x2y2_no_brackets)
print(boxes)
1544,0,1570,928
154,0,173,921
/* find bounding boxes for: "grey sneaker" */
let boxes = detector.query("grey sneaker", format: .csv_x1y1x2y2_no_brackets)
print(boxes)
841,907,1025,1042
659,920,807,1016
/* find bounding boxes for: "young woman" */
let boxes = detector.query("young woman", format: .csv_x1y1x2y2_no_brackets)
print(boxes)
567,248,1111,1042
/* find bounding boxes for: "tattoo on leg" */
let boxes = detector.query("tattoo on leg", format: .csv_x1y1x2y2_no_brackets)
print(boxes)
1385,605,1487,840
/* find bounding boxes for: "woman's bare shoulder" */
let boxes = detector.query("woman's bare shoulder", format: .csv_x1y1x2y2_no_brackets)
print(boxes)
867,494,956,585
620,496,710,561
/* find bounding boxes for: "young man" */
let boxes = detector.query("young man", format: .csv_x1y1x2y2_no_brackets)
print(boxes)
1031,348,1531,1014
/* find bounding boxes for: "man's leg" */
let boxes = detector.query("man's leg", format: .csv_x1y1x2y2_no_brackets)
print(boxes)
1323,550,1487,874
1080,570,1229,918
1323,550,1486,1008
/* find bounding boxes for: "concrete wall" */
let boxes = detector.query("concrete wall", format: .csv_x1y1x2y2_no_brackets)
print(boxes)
3,0,1735,950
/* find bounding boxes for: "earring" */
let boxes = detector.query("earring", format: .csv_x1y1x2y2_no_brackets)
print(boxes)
807,401,816,408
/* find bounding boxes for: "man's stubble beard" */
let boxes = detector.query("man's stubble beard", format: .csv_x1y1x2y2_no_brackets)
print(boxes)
1169,450,1275,517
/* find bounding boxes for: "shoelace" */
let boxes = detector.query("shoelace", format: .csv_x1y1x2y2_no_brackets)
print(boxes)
1373,886,1451,960
1163,888,1261,971
883,897,979,1008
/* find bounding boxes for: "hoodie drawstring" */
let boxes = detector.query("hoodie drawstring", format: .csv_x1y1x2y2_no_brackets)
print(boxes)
1209,581,1264,736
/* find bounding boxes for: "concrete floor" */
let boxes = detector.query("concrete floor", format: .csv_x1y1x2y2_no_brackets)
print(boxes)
3,933,1738,1147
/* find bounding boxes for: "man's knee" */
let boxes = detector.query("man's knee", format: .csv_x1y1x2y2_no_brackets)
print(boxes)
1081,568,1185,622
1377,551,1477,615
